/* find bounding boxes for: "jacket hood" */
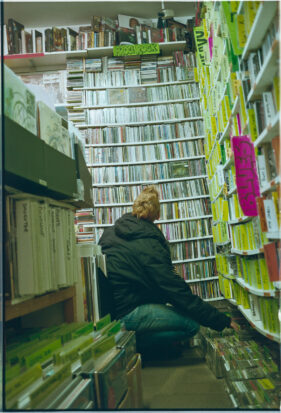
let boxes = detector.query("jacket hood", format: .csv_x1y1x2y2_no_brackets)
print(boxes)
115,213,165,244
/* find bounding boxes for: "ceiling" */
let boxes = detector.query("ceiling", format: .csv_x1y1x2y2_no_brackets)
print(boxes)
3,1,197,27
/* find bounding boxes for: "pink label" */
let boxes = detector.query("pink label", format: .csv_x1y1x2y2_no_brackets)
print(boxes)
208,36,213,59
232,136,260,216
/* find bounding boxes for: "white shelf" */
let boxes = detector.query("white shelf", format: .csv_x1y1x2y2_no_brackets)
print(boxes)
75,97,200,110
87,155,205,168
231,95,240,117
218,118,232,145
242,2,278,60
254,112,280,147
218,71,231,109
78,116,203,128
217,96,239,146
248,39,280,101
204,297,225,302
227,186,237,197
155,215,213,224
238,305,280,343
92,174,209,187
235,277,279,298
94,195,210,208
154,41,187,53
91,215,213,227
4,50,87,72
85,135,205,148
237,1,244,14
185,276,218,284
266,231,281,240
169,235,213,244
206,136,218,164
260,176,280,195
218,272,235,280
228,216,252,225
211,186,224,203
231,248,263,256
222,156,234,171
91,223,112,227
215,240,231,246
94,41,187,57
228,298,238,306
75,79,197,91
4,41,187,72
172,255,216,264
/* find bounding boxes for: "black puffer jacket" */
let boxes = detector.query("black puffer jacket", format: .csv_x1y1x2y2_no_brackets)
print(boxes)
99,213,231,331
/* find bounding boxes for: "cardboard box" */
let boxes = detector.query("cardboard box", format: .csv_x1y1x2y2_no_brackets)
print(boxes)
73,143,93,208
4,115,78,201
43,142,77,199
4,116,46,194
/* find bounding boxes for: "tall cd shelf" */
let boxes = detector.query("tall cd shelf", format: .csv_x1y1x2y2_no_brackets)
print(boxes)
198,1,280,342
66,49,222,302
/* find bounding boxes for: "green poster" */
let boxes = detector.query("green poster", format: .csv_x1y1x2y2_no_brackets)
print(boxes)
113,43,160,56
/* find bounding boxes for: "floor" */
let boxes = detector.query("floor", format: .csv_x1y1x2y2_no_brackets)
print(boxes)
141,347,233,410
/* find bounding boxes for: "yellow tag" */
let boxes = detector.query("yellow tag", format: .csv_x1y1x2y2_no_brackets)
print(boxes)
248,1,257,27
230,1,239,12
233,194,240,219
211,116,217,136
259,258,270,290
273,76,280,111
223,279,232,299
239,85,247,125
230,72,237,98
248,108,258,142
237,14,247,48
258,378,275,390
217,110,223,133
232,116,239,136
242,288,250,309
224,95,231,119
212,226,218,243
222,200,229,222
194,67,199,82
234,284,241,305
203,18,208,39
233,79,241,97
221,103,227,127
240,224,249,250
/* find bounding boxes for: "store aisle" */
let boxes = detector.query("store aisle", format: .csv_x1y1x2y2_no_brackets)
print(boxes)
141,347,232,410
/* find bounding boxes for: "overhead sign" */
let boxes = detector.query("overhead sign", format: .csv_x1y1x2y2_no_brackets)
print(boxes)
113,43,160,56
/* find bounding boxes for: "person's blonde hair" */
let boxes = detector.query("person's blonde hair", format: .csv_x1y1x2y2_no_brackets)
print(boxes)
132,186,160,222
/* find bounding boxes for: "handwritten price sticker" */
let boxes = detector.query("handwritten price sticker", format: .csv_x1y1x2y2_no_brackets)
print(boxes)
232,136,260,216
113,43,160,56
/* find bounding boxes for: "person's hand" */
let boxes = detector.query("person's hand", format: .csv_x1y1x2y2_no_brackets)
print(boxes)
230,319,240,332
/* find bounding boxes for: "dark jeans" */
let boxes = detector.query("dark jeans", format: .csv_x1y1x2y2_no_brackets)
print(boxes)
121,303,200,353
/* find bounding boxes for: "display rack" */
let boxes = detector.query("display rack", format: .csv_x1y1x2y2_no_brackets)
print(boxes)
66,50,221,301
198,1,280,342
